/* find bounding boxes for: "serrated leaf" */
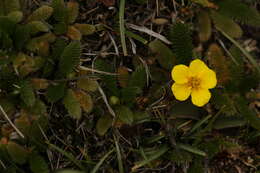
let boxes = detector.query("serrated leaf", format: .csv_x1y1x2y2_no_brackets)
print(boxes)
74,90,93,113
27,5,53,22
58,41,81,77
77,78,98,92
197,10,211,42
74,23,96,35
149,39,175,69
46,82,66,102
20,80,36,107
51,37,68,60
29,154,49,173
67,26,81,40
7,141,29,164
211,11,243,38
96,115,113,136
63,89,82,119
168,23,193,64
67,1,79,24
115,105,134,125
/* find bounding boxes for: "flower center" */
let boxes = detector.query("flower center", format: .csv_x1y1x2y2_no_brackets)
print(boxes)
188,77,201,89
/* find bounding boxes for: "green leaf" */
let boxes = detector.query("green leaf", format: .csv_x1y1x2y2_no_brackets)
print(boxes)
63,89,82,119
63,89,81,119
67,1,79,24
168,23,193,65
58,41,81,77
27,21,49,34
29,154,49,173
96,115,113,136
213,116,246,129
74,23,96,35
27,5,53,22
211,11,243,38
149,39,175,69
128,65,146,89
177,143,206,156
216,0,260,27
74,90,93,113
77,78,98,92
46,82,66,103
7,141,29,165
197,10,211,42
7,11,23,23
115,105,134,125
20,80,36,107
4,0,20,14
52,0,68,22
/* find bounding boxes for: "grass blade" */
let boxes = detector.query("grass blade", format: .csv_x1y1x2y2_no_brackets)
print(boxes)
90,149,115,173
119,0,127,56
114,136,124,173
177,143,206,157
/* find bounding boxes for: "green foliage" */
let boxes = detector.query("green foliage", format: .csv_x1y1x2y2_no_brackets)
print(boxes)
211,11,243,38
115,105,134,125
20,80,36,107
216,0,260,27
46,82,66,102
58,41,81,77
27,6,53,22
168,23,193,65
29,153,49,173
63,89,82,119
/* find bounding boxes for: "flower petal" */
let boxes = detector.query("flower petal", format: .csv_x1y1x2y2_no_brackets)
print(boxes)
200,69,217,89
171,65,190,84
189,59,209,75
172,83,191,101
191,89,211,107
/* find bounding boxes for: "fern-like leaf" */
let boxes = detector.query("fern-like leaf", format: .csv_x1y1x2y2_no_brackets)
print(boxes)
58,41,81,77
216,0,260,27
168,23,193,65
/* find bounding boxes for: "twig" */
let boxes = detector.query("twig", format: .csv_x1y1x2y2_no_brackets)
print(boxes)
0,105,25,139
79,66,118,76
0,159,6,169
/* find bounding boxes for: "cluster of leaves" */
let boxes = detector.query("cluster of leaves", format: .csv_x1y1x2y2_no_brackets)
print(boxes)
0,0,259,172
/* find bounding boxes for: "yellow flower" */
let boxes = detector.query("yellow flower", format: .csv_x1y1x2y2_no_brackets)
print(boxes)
171,59,217,107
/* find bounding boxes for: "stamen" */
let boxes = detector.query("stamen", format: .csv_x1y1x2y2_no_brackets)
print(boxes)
188,77,201,89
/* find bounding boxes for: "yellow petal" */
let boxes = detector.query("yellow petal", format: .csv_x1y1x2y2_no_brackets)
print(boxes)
191,88,211,107
171,65,190,84
189,59,209,75
172,83,191,101
200,69,217,89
